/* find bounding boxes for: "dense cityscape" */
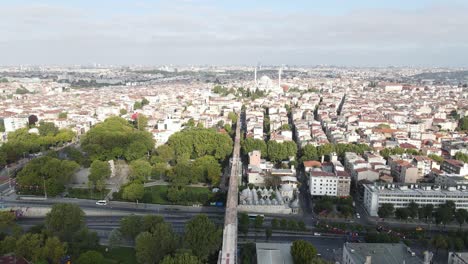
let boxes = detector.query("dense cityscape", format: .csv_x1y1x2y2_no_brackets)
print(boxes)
2,0,468,264
0,65,467,264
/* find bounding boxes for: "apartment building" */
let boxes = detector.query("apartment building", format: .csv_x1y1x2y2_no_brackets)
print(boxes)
441,159,468,176
308,164,351,197
363,183,468,217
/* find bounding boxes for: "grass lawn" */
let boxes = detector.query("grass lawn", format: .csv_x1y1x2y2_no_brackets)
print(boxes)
67,188,110,200
99,246,137,264
143,185,213,205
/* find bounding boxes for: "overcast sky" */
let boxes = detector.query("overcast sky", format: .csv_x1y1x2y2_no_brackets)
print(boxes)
1,0,468,66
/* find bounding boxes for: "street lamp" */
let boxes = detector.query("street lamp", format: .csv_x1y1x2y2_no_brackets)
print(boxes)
42,176,47,199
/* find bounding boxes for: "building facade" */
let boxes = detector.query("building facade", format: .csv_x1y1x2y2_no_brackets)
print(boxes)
363,183,468,217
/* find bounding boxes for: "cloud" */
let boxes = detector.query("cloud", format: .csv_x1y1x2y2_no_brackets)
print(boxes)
0,1,467,66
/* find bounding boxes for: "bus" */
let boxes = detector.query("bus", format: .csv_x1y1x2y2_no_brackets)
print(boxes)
248,214,264,220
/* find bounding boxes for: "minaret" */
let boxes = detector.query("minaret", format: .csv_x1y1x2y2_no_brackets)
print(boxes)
278,67,282,91
254,67,257,86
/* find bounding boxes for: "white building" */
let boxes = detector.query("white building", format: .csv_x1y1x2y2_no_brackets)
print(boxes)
4,116,28,132
363,183,468,217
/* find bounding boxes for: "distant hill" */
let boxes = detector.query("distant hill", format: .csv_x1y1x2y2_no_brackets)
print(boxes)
411,70,468,82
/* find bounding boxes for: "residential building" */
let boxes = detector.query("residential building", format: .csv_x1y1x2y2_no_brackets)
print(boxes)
441,159,468,176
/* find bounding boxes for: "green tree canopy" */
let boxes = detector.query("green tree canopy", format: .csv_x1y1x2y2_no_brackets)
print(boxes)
455,152,468,163
241,138,267,157
160,253,202,264
129,159,152,182
183,214,222,261
167,128,233,161
135,222,178,264
192,155,222,185
290,240,317,264
81,117,154,161
45,203,85,242
122,182,144,202
76,250,105,264
378,203,394,218
17,156,79,196
88,160,110,190
267,141,297,163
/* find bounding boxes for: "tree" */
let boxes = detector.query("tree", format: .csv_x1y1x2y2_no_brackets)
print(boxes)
123,182,145,202
119,215,143,240
265,227,272,241
239,213,250,235
28,115,38,126
58,112,68,119
0,211,16,232
428,154,444,163
254,215,264,229
395,208,410,221
431,235,448,255
378,203,394,218
130,159,152,182
167,128,233,162
81,117,154,161
42,236,67,264
134,101,142,110
141,98,150,106
14,233,43,262
161,253,202,264
0,236,16,255
152,145,175,164
407,202,419,219
135,222,178,264
184,214,222,261
108,228,123,249
280,219,288,229
192,155,222,185
423,204,434,222
45,203,85,242
455,209,468,228
288,219,298,230
435,205,454,227
38,121,59,136
88,160,111,190
69,228,99,256
135,113,149,131
227,112,238,124
271,218,279,229
16,156,79,197
301,145,319,162
76,250,105,264
290,240,317,264
120,108,128,116
455,152,468,163
241,138,268,157
459,116,468,131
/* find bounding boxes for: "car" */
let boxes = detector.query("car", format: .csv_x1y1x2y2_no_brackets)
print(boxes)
96,200,107,206
313,232,321,236
356,213,360,219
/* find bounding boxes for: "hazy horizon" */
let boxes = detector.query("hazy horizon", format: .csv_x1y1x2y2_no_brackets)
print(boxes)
2,0,468,67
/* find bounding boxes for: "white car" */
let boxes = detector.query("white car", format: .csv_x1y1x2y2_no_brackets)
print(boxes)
356,213,361,219
313,232,321,236
96,200,108,206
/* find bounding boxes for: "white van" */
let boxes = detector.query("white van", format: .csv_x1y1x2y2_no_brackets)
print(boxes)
96,200,107,206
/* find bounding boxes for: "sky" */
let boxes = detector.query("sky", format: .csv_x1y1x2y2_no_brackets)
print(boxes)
1,0,468,66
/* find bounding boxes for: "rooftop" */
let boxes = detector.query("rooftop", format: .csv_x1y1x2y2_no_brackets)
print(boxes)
344,242,423,264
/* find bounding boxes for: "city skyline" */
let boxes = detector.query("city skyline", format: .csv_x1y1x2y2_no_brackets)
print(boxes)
2,0,468,66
